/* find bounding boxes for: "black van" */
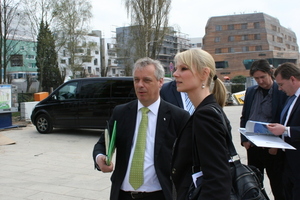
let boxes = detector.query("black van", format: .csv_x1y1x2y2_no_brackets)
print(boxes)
31,77,136,133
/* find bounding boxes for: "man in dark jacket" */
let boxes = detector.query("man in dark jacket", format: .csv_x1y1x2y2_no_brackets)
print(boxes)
93,57,189,200
240,59,287,200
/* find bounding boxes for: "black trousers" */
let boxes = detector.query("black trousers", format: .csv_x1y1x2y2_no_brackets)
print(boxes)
282,159,300,200
247,146,285,200
119,190,165,200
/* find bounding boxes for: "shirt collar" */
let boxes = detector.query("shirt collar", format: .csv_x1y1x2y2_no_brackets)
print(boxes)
137,97,160,116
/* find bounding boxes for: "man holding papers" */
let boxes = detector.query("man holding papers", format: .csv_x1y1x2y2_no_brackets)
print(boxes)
93,57,189,200
267,63,300,200
240,59,287,200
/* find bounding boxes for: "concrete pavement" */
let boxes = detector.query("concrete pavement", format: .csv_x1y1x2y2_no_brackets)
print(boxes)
0,105,274,200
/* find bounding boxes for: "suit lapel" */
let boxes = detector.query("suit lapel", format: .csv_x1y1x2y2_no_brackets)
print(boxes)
154,101,171,157
287,96,300,124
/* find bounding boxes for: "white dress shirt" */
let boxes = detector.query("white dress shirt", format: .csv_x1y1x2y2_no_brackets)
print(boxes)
121,98,162,192
284,87,300,137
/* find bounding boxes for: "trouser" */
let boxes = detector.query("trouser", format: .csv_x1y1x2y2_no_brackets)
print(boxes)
282,156,300,200
247,146,285,200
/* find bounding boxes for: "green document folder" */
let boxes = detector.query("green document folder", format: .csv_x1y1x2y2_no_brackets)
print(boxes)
106,120,117,166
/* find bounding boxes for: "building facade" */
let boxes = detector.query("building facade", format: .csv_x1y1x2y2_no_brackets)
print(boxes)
203,12,299,79
6,38,38,82
57,30,102,80
115,26,190,77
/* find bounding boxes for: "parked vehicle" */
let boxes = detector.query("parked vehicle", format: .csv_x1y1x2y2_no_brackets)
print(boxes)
31,77,136,133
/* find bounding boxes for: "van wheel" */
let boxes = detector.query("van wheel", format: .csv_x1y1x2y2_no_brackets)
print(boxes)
35,114,53,133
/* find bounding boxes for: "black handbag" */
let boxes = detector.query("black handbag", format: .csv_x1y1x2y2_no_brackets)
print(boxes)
186,105,270,200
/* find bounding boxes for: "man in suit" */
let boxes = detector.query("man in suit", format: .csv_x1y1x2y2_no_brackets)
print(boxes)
268,62,300,200
160,80,194,114
93,57,189,200
240,59,287,200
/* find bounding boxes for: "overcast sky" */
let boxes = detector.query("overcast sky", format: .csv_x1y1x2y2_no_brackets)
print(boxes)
90,0,300,41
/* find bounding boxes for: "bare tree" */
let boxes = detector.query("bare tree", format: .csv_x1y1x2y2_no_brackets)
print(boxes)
0,0,25,84
21,0,56,40
123,0,171,59
52,0,92,78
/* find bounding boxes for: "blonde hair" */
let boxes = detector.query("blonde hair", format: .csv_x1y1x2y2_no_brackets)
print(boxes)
174,48,227,107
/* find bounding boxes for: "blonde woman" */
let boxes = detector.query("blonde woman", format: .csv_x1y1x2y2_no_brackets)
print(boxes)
171,49,232,199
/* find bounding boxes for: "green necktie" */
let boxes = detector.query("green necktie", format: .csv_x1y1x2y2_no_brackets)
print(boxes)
129,107,150,190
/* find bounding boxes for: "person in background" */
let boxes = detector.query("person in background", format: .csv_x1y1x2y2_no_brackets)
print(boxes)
160,80,194,115
171,48,232,199
240,59,287,200
93,57,189,200
267,62,300,200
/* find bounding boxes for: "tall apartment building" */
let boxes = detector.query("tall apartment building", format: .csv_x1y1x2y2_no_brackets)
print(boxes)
115,26,189,76
57,30,102,80
203,12,299,79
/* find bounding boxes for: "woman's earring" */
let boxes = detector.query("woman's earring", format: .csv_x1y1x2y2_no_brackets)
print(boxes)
202,83,205,89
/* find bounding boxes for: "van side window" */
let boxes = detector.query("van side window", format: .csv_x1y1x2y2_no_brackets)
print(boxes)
111,80,136,98
58,82,78,100
79,80,110,98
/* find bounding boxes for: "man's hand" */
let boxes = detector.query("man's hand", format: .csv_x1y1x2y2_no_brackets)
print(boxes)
96,155,114,172
267,123,285,136
268,148,278,155
242,141,252,150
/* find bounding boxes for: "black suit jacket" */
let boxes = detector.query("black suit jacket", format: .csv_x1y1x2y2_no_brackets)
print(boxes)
284,96,300,176
160,80,184,108
93,99,189,200
171,94,232,200
240,82,287,143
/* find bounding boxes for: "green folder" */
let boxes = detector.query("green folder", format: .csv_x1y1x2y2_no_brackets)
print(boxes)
106,120,117,166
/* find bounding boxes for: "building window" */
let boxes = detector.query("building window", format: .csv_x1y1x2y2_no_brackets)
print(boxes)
228,24,234,30
254,22,260,29
228,36,234,42
61,59,66,64
271,25,277,31
241,35,248,40
242,46,249,52
286,44,290,49
32,47,36,51
87,49,91,56
214,37,221,42
10,54,23,66
88,66,91,73
112,69,116,74
215,25,222,31
274,46,281,51
82,56,92,62
254,34,261,40
215,61,229,69
26,55,35,59
277,37,283,43
241,23,247,29
215,48,222,54
255,46,262,51
96,68,99,72
95,50,99,54
94,59,98,65
75,48,84,53
20,46,25,50
228,47,235,53
63,50,66,56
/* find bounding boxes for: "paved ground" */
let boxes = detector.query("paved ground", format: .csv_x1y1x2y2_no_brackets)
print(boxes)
0,105,274,200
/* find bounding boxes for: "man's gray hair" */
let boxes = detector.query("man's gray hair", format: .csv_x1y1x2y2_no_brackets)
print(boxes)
133,57,165,80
